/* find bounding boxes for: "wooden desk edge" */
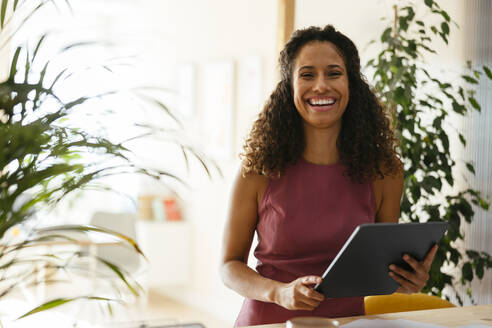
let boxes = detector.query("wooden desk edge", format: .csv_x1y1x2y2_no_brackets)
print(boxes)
246,304,492,328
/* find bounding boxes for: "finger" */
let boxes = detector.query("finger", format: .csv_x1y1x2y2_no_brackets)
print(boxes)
293,300,318,311
402,254,425,273
300,275,323,286
422,244,439,269
389,271,419,293
299,284,325,302
296,294,322,309
389,264,417,282
395,286,412,294
390,272,417,293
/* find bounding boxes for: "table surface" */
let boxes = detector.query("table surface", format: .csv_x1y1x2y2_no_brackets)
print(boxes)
246,304,492,327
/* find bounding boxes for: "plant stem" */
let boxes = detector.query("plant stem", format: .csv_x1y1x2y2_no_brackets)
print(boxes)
390,4,398,126
393,4,398,37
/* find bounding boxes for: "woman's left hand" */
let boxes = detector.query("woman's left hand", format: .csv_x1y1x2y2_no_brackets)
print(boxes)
389,244,438,294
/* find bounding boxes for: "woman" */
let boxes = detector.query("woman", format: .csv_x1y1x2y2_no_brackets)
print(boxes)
220,25,437,327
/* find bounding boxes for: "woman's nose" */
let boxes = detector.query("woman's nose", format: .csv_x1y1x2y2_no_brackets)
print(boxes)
313,76,329,93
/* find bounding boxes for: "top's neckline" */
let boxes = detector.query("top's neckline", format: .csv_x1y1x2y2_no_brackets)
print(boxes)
299,156,342,167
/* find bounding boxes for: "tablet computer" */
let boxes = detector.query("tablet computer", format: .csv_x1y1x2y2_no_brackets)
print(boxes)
314,222,448,298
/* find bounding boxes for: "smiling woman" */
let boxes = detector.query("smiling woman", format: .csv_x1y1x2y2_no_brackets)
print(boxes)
239,25,401,183
220,25,436,327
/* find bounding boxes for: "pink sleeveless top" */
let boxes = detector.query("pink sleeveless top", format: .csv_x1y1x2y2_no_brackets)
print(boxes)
235,158,376,327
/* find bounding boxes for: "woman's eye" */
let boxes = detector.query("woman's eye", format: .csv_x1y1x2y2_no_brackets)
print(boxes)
300,73,314,78
328,71,342,77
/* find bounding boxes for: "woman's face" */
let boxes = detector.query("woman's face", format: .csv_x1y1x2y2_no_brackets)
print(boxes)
292,41,349,131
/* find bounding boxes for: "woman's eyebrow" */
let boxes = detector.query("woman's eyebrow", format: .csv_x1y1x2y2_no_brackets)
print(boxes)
298,65,315,71
298,64,344,71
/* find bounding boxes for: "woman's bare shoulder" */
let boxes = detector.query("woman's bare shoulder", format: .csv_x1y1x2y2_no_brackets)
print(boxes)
373,164,404,222
373,162,403,218
235,168,270,204
236,166,269,184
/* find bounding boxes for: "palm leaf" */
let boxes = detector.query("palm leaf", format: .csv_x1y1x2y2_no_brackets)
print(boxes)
180,144,190,174
18,298,74,318
97,258,140,296
60,40,106,52
135,167,187,187
183,144,222,178
1,0,8,28
61,0,72,13
138,93,182,127
35,225,146,259
0,2,45,51
8,46,21,80
18,296,119,319
23,47,30,84
32,33,47,62
48,67,68,89
4,233,78,253
37,60,50,86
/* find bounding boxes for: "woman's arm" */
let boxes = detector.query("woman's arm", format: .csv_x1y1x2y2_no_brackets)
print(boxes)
374,167,404,223
220,170,277,302
220,169,324,310
374,167,438,293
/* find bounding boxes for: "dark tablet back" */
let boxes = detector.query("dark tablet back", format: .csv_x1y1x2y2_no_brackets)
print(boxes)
314,222,448,298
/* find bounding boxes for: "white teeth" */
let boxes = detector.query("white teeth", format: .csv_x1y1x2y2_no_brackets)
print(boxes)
309,98,336,106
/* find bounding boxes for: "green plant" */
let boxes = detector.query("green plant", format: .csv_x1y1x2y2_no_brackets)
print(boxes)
367,0,492,305
0,0,216,320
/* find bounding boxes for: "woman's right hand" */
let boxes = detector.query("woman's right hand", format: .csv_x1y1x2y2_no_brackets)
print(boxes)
273,275,325,311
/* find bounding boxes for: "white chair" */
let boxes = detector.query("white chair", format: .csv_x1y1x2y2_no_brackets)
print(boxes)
87,211,148,314
90,211,142,275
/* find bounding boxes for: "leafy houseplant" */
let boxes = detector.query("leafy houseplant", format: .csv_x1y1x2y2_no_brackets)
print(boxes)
0,0,215,321
366,0,492,304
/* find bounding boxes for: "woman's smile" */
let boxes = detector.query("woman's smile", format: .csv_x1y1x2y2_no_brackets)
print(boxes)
306,96,338,112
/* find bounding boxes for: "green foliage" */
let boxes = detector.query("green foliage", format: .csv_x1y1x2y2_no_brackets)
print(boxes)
367,0,492,305
0,0,217,319
18,296,122,319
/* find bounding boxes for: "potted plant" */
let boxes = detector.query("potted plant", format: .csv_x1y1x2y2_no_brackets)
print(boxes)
367,0,492,304
0,0,216,323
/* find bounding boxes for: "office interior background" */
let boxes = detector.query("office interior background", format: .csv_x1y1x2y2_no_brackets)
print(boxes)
0,0,491,326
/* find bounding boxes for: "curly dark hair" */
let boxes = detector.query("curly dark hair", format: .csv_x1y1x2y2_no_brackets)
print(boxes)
240,25,401,183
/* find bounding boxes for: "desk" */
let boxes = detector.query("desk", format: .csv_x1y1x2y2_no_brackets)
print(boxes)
246,304,492,327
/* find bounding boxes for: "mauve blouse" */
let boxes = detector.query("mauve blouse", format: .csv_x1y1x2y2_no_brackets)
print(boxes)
235,158,376,327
